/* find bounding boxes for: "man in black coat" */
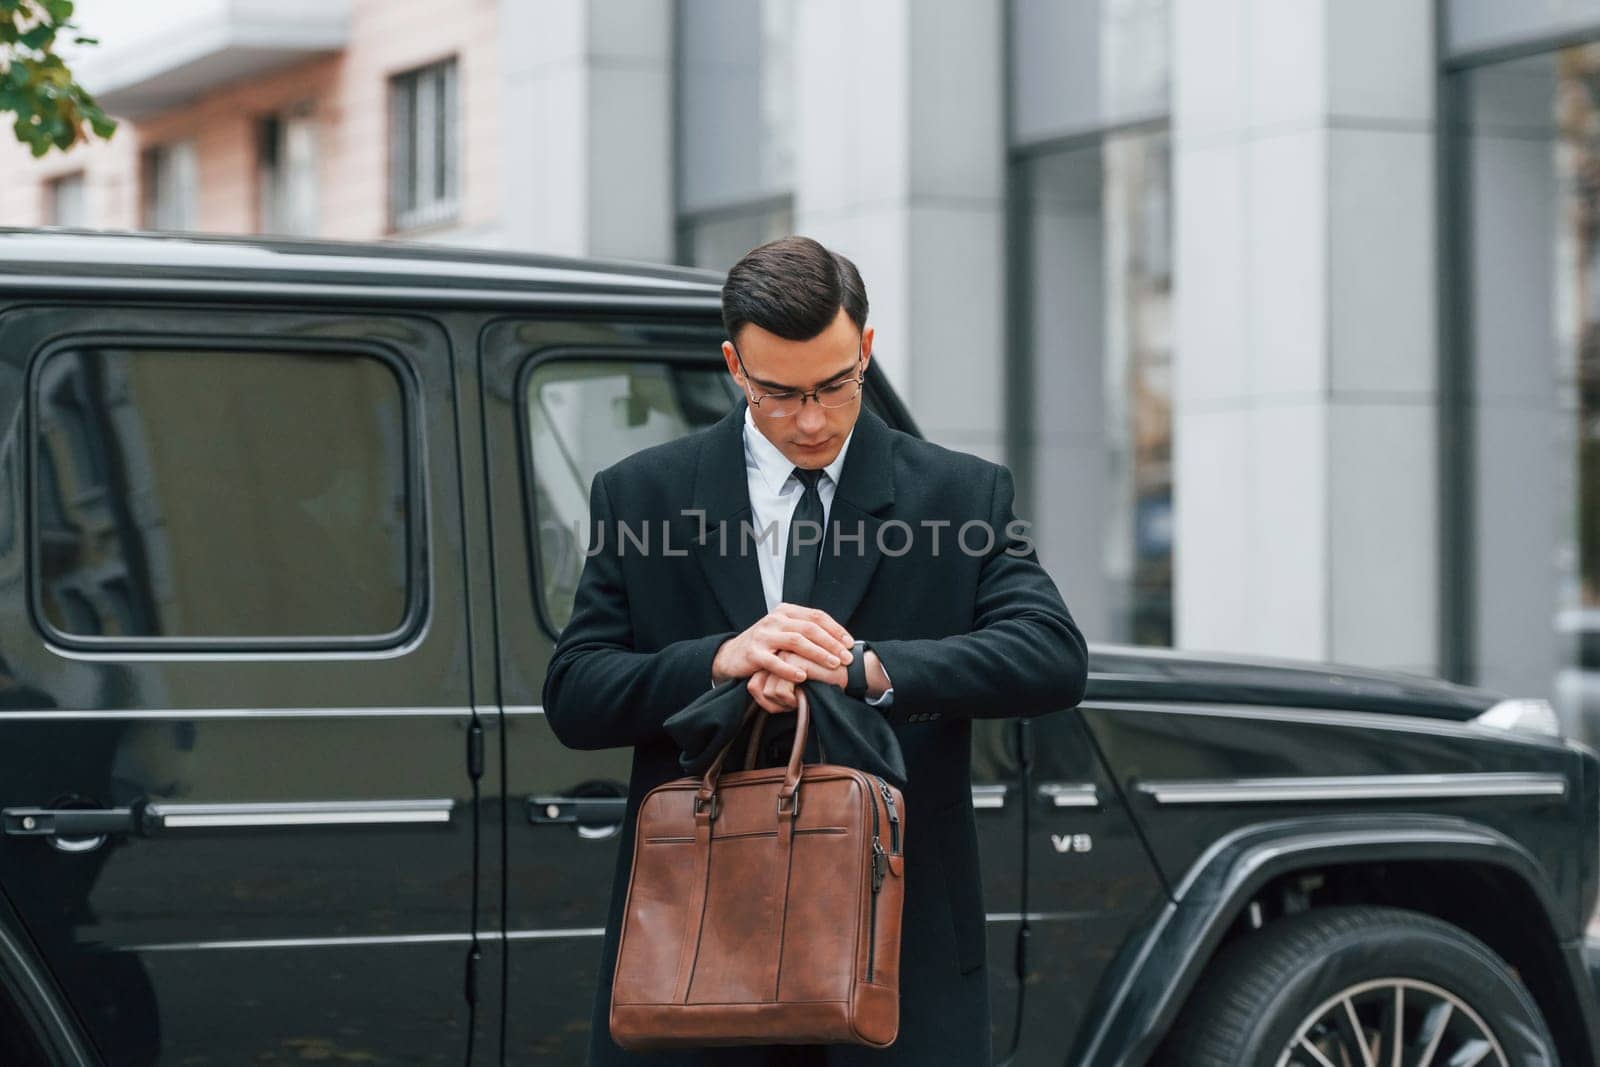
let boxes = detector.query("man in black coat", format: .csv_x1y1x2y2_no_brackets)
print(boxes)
542,236,1088,1065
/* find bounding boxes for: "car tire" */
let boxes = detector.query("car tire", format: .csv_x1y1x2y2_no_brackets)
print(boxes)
1155,905,1559,1067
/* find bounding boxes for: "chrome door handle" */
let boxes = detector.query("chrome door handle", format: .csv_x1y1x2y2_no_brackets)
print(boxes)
3,807,139,838
529,795,627,840
1036,782,1100,809
970,784,1008,810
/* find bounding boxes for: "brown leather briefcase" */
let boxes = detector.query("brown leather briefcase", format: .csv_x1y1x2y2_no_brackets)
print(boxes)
609,687,906,1050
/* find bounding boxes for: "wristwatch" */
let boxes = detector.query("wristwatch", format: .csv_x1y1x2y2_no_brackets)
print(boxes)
845,639,873,699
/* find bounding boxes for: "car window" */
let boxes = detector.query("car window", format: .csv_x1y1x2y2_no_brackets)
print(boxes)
33,346,413,643
524,358,738,632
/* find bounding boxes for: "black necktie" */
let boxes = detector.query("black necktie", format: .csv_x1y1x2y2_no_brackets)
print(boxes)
781,467,825,606
759,465,828,769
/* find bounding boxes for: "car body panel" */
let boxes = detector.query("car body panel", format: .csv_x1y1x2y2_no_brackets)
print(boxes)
0,298,482,1063
1082,699,1591,920
0,232,1586,1067
1067,813,1600,1066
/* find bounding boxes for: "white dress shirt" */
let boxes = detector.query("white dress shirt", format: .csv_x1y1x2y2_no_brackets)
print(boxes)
734,405,893,706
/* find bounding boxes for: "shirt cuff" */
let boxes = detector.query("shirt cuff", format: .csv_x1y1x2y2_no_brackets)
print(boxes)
864,660,893,706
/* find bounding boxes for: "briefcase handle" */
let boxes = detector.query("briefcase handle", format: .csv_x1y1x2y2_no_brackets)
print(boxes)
696,688,810,821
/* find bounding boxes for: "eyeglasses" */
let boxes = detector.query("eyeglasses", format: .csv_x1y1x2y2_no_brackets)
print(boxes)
731,340,865,419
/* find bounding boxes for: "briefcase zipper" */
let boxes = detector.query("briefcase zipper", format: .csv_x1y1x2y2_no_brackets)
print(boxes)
865,774,893,983
873,776,900,855
868,837,885,982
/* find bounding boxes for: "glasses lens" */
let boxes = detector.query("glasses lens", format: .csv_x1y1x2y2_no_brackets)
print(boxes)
762,393,802,417
817,380,861,408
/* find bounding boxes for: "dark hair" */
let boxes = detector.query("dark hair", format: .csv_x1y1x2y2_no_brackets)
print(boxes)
721,235,869,345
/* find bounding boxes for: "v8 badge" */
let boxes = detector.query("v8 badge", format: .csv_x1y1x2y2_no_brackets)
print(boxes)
1050,832,1092,854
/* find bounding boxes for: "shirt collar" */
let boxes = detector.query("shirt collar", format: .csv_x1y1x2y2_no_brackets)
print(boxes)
743,404,855,495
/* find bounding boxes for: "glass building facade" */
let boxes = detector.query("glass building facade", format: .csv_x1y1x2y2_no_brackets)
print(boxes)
1450,2,1600,741
663,0,1600,729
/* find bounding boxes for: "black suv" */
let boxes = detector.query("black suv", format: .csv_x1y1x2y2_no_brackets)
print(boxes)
0,230,1595,1066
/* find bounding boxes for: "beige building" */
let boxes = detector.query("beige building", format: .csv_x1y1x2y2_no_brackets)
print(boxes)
0,0,503,242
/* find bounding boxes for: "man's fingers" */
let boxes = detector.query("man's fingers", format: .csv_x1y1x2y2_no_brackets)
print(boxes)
774,603,852,645
755,650,807,683
747,674,783,713
791,620,852,658
769,679,798,710
808,607,853,646
768,617,850,661
773,631,843,670
761,672,796,712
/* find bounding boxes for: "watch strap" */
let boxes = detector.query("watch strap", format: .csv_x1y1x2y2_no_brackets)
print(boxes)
845,639,869,699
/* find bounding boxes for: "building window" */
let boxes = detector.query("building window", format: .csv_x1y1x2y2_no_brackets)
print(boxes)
1006,0,1173,649
1452,41,1600,744
674,0,795,270
1015,133,1174,649
140,140,198,232
677,198,794,273
47,173,86,227
33,346,413,644
258,109,319,236
389,58,459,231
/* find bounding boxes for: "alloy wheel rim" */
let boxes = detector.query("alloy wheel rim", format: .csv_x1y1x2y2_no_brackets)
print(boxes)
1273,976,1508,1067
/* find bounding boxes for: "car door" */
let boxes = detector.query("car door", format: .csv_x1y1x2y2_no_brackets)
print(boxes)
0,302,481,1065
969,718,1026,1061
1013,707,1169,1064
478,314,1027,1061
480,315,741,1063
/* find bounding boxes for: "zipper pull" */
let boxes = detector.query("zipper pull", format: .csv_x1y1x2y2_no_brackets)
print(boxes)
871,839,886,892
876,778,901,854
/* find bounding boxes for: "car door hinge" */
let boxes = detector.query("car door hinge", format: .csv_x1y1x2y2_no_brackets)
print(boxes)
464,943,482,1005
466,719,484,781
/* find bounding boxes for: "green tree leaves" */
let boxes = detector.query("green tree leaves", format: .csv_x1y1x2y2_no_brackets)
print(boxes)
1,0,114,157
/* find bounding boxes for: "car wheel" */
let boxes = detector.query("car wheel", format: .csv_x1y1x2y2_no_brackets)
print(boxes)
1156,905,1558,1066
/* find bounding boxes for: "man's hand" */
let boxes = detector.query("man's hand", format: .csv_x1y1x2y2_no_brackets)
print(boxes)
749,649,844,712
711,603,854,712
748,648,892,714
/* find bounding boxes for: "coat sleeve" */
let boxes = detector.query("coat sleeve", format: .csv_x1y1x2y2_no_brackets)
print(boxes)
541,468,737,750
869,464,1088,726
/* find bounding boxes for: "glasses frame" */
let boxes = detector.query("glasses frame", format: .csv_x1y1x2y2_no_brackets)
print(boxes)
730,338,866,418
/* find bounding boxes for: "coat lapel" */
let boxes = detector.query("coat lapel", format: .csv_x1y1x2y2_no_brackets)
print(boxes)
685,401,767,632
812,405,895,628
684,400,898,632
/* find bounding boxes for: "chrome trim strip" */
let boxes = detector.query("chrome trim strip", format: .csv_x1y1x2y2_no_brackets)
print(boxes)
971,784,1007,810
41,624,429,663
0,275,724,311
147,799,455,828
120,927,607,952
0,704,544,721
1082,698,1560,747
504,927,607,941
1138,772,1567,805
1037,782,1100,808
0,707,475,721
126,932,475,951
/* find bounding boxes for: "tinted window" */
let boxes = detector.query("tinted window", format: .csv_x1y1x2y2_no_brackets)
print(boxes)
34,347,411,642
525,359,737,631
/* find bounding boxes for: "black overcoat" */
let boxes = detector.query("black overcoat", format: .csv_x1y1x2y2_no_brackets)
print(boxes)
541,399,1089,1066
